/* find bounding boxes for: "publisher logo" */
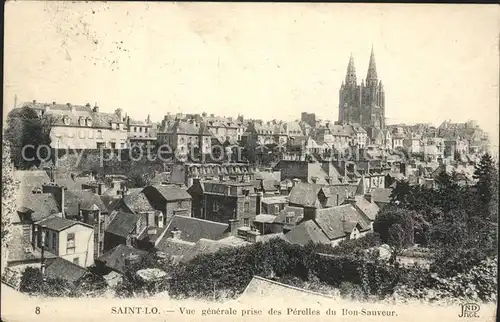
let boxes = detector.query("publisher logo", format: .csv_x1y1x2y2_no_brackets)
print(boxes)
458,303,480,318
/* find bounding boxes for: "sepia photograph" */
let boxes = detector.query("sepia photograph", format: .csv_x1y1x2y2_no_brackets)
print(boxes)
1,2,498,322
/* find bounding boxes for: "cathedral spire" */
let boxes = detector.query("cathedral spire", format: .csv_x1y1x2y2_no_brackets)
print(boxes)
345,53,357,85
366,45,378,84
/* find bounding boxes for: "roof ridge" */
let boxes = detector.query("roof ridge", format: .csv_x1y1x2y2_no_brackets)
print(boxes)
170,215,229,227
249,276,332,298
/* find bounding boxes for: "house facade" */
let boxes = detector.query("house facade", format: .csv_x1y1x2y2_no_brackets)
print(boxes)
188,179,259,227
22,101,129,150
35,217,95,267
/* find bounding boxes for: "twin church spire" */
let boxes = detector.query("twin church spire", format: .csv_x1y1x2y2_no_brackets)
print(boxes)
338,46,385,129
344,46,379,87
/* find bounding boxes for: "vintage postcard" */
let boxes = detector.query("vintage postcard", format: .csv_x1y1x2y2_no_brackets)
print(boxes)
1,2,498,322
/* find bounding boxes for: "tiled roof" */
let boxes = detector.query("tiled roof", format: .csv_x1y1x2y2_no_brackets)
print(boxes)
288,183,356,208
96,244,148,274
275,206,304,226
371,188,393,204
161,119,211,135
64,190,108,218
16,193,60,222
353,196,380,221
288,183,322,207
156,237,195,261
14,170,51,194
240,276,331,301
180,238,230,263
105,211,140,238
165,215,229,243
285,220,330,245
261,179,279,192
23,102,124,128
148,184,192,202
38,217,88,231
44,257,89,283
100,195,121,213
315,204,370,240
54,176,92,191
122,191,155,213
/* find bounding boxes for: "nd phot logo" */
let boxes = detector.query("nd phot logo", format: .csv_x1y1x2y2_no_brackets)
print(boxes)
458,303,480,318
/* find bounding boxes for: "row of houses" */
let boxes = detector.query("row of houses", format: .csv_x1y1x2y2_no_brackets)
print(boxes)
17,101,488,161
6,161,394,287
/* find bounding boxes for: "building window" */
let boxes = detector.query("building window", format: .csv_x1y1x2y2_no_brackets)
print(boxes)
134,127,137,132
44,231,49,247
243,218,250,227
145,128,148,133
110,142,116,149
212,201,218,212
73,257,79,266
52,232,57,249
285,214,293,224
67,233,75,254
120,142,125,149
139,127,143,132
244,201,250,213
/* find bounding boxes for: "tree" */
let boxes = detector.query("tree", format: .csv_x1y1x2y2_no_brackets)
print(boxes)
1,141,19,275
4,106,54,169
374,206,415,243
473,153,497,220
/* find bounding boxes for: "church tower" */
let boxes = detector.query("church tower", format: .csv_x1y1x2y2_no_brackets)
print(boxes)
338,47,385,129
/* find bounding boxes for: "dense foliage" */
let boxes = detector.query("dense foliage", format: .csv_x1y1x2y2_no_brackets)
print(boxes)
1,142,19,275
19,267,107,297
384,153,498,276
5,107,54,169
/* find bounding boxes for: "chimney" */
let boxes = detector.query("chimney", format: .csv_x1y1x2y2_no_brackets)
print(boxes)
292,178,300,187
67,103,74,112
310,176,318,184
32,100,37,104
97,182,105,195
336,193,340,206
228,219,239,236
93,104,99,113
171,228,181,240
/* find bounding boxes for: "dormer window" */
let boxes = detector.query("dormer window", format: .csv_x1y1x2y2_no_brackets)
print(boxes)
86,117,93,127
79,117,85,126
63,115,71,125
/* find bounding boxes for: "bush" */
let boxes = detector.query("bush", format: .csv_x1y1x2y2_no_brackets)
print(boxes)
339,281,365,301
394,257,497,303
430,248,487,277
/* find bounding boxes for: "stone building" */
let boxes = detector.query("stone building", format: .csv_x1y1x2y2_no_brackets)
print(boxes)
23,101,129,150
188,179,259,227
338,48,386,130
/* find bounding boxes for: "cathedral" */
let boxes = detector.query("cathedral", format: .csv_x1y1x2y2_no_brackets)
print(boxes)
338,47,386,129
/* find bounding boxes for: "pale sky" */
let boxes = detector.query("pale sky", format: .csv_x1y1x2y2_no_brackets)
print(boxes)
4,2,499,147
